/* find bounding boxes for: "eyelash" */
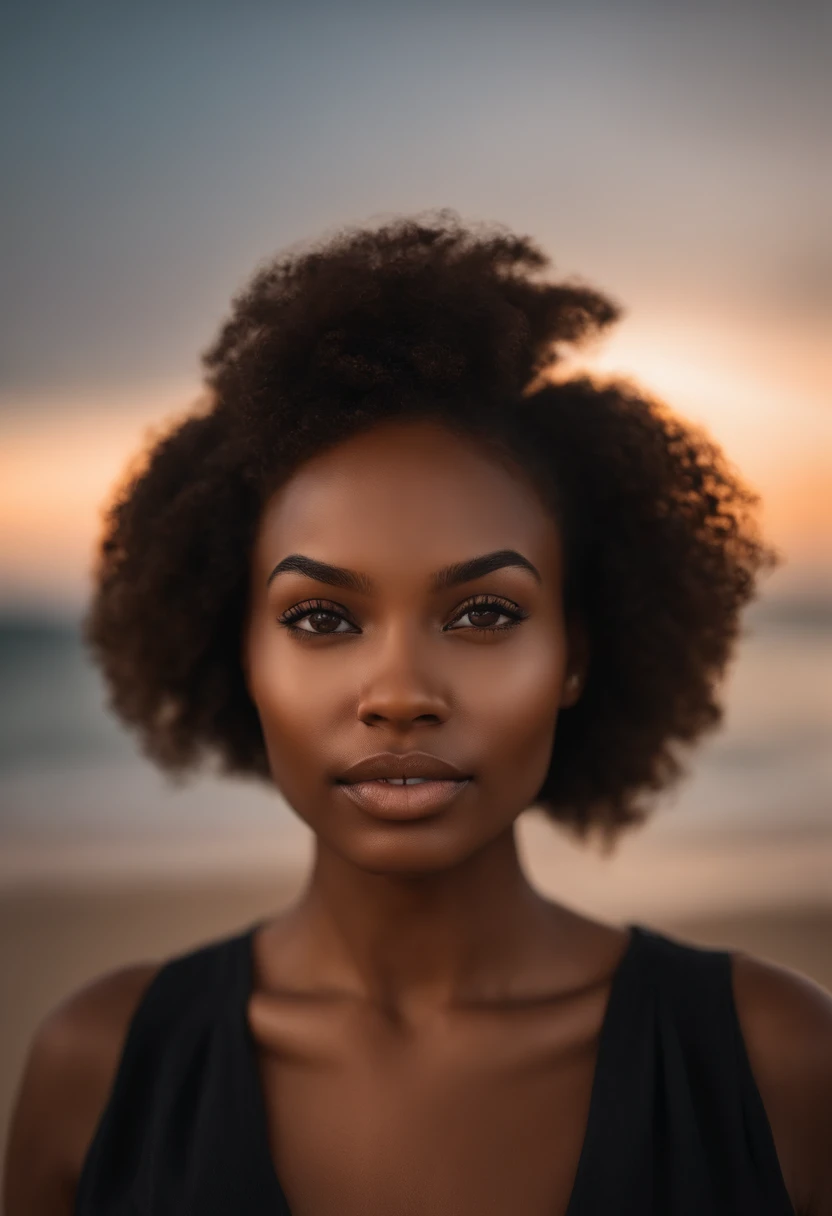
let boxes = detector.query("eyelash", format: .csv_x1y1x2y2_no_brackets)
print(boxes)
277,594,529,640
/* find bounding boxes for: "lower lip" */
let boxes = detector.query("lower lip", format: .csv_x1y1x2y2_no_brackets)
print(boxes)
336,779,471,820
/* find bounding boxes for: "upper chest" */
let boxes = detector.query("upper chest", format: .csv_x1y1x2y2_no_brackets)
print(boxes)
247,982,613,1216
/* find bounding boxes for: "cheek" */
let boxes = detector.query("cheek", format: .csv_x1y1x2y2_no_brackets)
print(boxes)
466,647,563,781
246,641,337,789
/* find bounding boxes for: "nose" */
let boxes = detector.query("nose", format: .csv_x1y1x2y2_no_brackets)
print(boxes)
355,626,449,728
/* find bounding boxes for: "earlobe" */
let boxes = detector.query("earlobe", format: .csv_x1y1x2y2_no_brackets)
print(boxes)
563,670,583,707
563,616,589,706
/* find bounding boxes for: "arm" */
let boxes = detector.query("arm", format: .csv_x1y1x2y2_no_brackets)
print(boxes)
3,964,159,1216
732,952,832,1216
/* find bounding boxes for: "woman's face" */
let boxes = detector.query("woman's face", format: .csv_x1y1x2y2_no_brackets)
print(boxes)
244,418,584,874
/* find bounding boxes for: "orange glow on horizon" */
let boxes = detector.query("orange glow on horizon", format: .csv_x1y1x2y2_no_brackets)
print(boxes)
1,350,829,608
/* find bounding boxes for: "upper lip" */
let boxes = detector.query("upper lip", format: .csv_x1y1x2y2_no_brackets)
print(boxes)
336,752,471,783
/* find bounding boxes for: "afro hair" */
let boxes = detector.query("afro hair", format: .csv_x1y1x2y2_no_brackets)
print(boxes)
84,209,781,844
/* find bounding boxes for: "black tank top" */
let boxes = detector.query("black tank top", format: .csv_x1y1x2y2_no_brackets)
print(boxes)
74,922,796,1215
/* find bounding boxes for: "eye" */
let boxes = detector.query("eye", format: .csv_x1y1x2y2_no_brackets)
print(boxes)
277,599,358,637
277,593,529,639
445,594,528,635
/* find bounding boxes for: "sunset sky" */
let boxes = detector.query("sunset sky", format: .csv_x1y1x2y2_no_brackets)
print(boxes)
2,1,829,613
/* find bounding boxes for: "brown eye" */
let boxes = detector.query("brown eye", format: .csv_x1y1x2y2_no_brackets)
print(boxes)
466,606,502,628
303,612,344,634
278,599,358,636
279,595,528,640
446,595,528,634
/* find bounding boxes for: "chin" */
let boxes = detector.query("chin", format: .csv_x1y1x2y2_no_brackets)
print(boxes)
330,823,482,876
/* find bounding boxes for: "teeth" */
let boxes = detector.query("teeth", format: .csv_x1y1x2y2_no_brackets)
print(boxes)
379,777,430,785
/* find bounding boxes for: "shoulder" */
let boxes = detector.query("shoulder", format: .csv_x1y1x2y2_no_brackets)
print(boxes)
730,950,832,1216
3,962,159,1215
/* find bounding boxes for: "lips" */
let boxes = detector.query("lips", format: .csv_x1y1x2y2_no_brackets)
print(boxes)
335,751,471,785
337,776,471,820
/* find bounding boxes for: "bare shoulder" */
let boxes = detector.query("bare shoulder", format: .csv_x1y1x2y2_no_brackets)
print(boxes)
730,950,832,1216
3,962,160,1216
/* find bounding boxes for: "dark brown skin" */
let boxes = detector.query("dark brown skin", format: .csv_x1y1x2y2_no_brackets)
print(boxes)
5,419,832,1215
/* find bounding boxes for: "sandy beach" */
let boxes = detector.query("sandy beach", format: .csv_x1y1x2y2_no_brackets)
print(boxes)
2,842,831,1186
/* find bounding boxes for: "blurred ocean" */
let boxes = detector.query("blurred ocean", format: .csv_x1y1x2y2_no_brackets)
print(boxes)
1,596,830,887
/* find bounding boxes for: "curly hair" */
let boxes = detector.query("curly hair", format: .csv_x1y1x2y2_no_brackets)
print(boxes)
84,209,780,844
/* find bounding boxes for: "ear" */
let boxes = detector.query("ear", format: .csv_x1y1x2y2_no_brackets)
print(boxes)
561,614,589,708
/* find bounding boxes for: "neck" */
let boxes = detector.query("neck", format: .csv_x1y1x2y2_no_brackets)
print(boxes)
284,823,566,1019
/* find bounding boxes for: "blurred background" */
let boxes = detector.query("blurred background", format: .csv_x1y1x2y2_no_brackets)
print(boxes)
1,0,830,1173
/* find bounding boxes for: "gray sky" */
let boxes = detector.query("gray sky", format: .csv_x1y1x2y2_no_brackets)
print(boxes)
2,0,829,401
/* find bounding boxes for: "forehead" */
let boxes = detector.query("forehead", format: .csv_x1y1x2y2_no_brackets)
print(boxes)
252,419,561,578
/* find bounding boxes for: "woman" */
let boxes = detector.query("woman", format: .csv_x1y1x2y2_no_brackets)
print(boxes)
5,212,831,1215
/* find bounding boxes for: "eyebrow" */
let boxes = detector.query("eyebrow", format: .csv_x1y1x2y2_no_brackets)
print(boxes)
266,549,542,594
